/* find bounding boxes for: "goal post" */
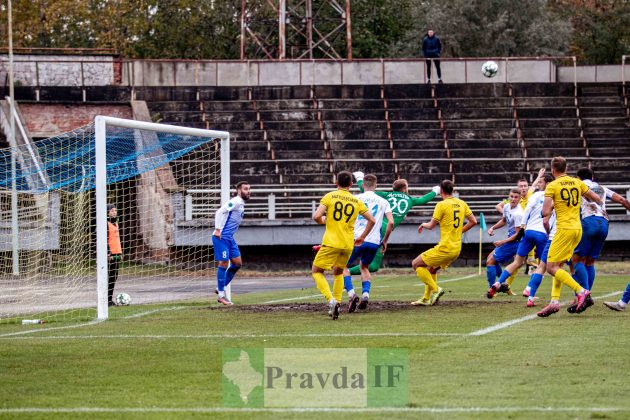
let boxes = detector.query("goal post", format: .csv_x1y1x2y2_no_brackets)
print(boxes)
94,116,230,320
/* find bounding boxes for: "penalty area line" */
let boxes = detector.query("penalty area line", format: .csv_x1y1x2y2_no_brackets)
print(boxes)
0,318,105,338
468,290,622,336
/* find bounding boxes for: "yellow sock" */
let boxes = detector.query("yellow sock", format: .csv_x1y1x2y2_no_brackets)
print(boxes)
312,272,332,301
422,285,431,300
416,267,438,292
551,276,562,301
507,271,517,286
332,274,344,302
555,268,583,294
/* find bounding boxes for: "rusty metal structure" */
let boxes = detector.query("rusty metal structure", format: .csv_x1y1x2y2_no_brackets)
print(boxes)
240,0,352,60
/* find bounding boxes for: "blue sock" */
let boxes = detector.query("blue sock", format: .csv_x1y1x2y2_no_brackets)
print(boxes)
572,263,589,290
486,266,496,287
495,264,503,278
497,269,512,284
344,275,354,293
225,264,241,287
529,273,543,298
586,265,596,290
622,283,630,304
217,266,227,292
362,281,371,295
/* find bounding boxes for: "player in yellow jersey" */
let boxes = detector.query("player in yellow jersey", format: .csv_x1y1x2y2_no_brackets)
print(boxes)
312,171,375,320
537,157,603,317
411,180,477,306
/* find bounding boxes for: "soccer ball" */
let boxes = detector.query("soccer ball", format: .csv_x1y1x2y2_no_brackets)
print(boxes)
115,292,132,306
481,61,499,78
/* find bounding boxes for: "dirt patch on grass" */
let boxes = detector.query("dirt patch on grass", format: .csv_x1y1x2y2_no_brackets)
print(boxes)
204,299,516,313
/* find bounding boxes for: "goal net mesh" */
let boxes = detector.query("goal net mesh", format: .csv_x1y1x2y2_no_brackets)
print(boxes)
0,122,222,323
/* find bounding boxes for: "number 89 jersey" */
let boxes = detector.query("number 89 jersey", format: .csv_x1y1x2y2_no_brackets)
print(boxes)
544,175,589,230
432,197,473,251
320,189,369,249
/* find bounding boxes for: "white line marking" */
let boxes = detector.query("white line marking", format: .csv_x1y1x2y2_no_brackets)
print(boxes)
469,291,621,336
0,332,464,340
262,294,321,304
0,407,627,414
439,274,477,284
0,319,105,338
121,306,186,320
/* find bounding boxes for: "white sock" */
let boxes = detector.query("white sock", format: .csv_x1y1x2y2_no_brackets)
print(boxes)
218,291,225,298
363,292,369,298
525,286,531,292
618,300,628,308
348,289,356,298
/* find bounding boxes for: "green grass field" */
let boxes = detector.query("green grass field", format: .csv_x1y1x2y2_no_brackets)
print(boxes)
1,267,629,419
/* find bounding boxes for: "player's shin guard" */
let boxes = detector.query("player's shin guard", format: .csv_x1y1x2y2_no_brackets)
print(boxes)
217,266,227,292
344,276,354,294
333,274,344,302
313,272,333,301
572,262,588,290
551,276,562,301
555,269,583,294
416,267,437,292
486,265,497,287
362,281,371,295
225,264,241,286
622,283,630,305
529,273,543,297
586,265,596,290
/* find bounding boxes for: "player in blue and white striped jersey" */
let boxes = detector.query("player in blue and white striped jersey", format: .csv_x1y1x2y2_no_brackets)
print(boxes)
570,168,630,294
212,181,251,305
492,173,555,297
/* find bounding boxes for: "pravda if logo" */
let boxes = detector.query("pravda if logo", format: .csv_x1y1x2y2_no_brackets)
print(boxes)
222,348,408,408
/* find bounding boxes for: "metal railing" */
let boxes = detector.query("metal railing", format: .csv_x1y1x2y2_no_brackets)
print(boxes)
182,185,630,221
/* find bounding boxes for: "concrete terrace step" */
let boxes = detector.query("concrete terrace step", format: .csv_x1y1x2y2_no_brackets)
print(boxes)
442,107,513,119
515,97,576,107
526,148,586,158
519,119,579,128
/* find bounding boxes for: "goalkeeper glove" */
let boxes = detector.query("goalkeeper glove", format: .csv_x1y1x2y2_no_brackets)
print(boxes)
352,171,365,182
432,185,441,194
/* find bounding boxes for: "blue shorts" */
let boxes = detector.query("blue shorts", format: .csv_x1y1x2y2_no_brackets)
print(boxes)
493,241,519,264
347,242,380,267
541,240,552,264
574,216,609,259
516,230,548,259
212,236,241,261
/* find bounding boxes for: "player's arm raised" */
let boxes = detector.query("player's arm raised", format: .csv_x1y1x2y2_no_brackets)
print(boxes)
380,211,394,254
461,212,477,234
353,171,365,193
312,204,327,225
529,168,545,192
355,210,376,247
411,185,440,206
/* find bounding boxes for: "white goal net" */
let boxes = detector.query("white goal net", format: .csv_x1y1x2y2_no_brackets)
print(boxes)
0,116,229,323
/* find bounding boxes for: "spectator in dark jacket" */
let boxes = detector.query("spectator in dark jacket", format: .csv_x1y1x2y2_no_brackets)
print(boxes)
422,29,442,84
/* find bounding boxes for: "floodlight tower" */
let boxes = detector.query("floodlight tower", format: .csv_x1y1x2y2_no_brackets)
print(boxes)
240,0,352,60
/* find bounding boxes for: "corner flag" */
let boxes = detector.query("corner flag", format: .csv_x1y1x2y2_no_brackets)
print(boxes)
478,212,486,275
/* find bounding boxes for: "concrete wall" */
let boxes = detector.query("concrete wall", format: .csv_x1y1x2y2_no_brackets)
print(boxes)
19,103,132,138
6,55,629,87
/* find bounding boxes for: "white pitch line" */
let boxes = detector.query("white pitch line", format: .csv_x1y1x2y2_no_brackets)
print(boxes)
469,291,621,336
0,332,464,341
0,319,105,338
439,274,477,284
121,306,186,320
0,406,627,414
262,294,321,304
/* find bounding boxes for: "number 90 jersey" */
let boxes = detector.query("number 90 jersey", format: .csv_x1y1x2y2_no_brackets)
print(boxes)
432,197,473,252
320,189,369,249
544,175,589,230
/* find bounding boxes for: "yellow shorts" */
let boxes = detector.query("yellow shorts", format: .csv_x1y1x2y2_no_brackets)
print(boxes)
547,229,582,263
313,245,352,270
420,245,460,270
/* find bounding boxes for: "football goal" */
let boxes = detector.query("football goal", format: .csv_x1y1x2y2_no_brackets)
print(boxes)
0,116,229,323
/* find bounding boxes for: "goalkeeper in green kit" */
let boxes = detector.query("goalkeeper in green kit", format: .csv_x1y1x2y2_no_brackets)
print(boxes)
348,171,440,275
